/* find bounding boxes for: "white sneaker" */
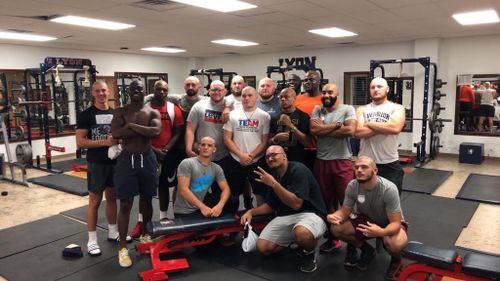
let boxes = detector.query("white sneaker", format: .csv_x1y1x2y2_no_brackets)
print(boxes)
118,248,132,268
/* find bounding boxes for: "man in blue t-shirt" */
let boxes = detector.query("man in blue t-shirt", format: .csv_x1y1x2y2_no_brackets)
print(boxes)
240,145,327,273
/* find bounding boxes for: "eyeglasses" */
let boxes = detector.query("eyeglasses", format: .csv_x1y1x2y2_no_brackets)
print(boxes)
210,88,224,93
265,152,284,160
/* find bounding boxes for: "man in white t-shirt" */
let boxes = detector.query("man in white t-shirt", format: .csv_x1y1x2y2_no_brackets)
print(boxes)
223,86,271,207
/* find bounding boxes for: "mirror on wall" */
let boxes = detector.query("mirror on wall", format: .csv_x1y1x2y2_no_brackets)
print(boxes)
455,74,500,136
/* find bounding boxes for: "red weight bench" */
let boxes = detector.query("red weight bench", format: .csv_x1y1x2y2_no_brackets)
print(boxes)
396,241,500,281
137,213,273,281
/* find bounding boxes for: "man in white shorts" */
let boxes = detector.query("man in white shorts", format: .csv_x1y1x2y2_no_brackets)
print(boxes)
240,145,327,273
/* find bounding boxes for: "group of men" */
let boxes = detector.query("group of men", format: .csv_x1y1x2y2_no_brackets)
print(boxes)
459,82,499,132
76,71,408,280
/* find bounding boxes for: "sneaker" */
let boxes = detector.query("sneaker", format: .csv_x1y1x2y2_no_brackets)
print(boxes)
118,248,132,268
384,257,402,281
139,234,153,244
130,221,143,238
87,242,101,256
300,250,317,273
356,243,376,271
319,239,342,253
344,244,358,268
107,234,133,243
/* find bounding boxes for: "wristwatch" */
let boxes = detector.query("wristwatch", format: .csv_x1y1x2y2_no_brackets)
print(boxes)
336,122,343,129
290,126,297,133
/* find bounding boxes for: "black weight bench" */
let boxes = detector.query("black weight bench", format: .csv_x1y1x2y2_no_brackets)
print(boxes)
398,241,500,281
137,213,273,281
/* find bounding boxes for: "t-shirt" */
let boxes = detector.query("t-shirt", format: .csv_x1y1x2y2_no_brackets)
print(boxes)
187,99,228,161
173,157,225,214
167,95,201,150
76,106,114,164
270,109,310,162
257,96,281,120
225,94,242,110
150,102,184,149
359,101,400,164
294,94,322,149
266,161,327,218
222,108,270,163
344,176,404,226
459,85,474,103
312,104,356,160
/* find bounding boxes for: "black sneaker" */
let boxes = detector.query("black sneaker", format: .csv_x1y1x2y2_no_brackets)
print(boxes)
344,244,358,268
299,250,317,273
356,243,376,271
384,257,402,280
319,239,342,253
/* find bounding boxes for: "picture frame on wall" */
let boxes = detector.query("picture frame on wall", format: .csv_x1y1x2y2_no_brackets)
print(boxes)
243,75,256,88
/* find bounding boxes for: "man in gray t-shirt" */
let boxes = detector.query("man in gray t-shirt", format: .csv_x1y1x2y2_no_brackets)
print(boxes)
310,83,357,253
328,156,408,280
174,137,237,217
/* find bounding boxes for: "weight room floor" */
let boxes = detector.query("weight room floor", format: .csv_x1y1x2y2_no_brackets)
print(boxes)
0,154,499,280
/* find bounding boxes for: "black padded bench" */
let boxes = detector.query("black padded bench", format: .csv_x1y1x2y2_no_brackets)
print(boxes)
138,213,273,281
399,241,500,281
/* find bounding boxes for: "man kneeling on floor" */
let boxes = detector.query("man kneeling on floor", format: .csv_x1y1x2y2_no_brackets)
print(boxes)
240,145,327,273
173,136,238,218
328,155,408,280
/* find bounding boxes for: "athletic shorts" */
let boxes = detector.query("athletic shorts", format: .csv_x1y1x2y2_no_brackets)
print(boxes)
259,212,327,247
87,162,114,193
376,161,404,194
159,149,186,189
349,213,408,242
479,104,495,117
114,149,158,200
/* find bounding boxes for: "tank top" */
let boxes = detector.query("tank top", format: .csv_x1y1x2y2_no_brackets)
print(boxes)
359,101,400,164
481,89,495,106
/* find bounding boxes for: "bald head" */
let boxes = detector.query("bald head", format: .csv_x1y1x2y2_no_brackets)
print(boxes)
185,76,201,97
369,77,389,103
267,145,285,154
200,136,216,146
258,77,276,100
356,155,377,169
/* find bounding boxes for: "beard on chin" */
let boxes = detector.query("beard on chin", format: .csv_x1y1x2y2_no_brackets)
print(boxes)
186,90,197,96
356,173,373,183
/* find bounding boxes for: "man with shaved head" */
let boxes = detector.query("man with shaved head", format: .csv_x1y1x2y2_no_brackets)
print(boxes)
354,77,405,194
328,155,407,280
240,145,327,273
257,77,281,119
173,136,237,217
225,75,246,110
310,83,357,254
270,87,311,163
286,73,302,95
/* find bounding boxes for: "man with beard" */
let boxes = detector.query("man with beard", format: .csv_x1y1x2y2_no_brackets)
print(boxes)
286,73,302,95
225,75,246,110
294,70,323,170
256,77,281,119
131,76,201,238
328,156,408,280
240,145,327,273
310,83,356,254
270,87,311,163
111,80,161,268
354,77,405,194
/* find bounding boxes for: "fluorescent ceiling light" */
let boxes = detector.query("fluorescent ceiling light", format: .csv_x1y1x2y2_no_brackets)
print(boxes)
141,47,186,53
309,27,358,38
0,31,57,42
211,39,258,47
171,0,257,13
50,15,135,30
452,9,499,25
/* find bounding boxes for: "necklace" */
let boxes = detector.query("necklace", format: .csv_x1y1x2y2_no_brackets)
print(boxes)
244,109,256,120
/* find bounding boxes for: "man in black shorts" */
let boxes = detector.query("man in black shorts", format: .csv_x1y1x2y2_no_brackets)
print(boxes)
76,80,131,256
111,79,161,268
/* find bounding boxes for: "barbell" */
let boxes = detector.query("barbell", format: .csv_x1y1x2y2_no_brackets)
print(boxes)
407,103,452,133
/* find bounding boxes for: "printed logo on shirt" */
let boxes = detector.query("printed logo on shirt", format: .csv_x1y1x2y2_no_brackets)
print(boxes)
91,125,111,141
237,119,260,132
357,194,366,204
203,109,224,124
95,114,113,125
160,111,171,121
366,111,390,123
190,174,214,193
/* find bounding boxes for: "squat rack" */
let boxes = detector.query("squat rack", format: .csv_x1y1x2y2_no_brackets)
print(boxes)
369,57,449,165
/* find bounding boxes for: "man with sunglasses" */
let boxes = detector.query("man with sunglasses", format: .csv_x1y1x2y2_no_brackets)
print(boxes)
240,145,327,273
